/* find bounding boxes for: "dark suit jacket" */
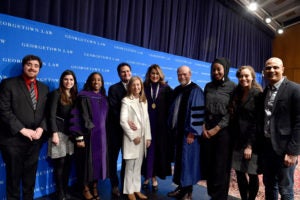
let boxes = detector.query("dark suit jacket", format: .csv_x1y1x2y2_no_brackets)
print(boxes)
264,78,300,156
48,89,73,135
107,81,127,138
231,87,262,152
0,76,49,145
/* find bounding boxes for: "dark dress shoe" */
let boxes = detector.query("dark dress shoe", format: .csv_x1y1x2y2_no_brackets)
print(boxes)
57,191,66,200
167,188,182,198
112,186,121,197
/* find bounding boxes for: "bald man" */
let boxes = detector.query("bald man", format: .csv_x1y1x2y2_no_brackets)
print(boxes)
167,66,205,200
262,57,300,200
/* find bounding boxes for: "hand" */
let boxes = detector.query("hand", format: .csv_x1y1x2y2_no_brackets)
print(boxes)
20,128,35,141
207,125,221,137
52,132,59,145
133,136,141,145
244,146,252,160
202,124,210,139
284,154,298,167
76,141,85,148
128,120,137,131
32,127,43,140
187,133,195,144
146,140,151,148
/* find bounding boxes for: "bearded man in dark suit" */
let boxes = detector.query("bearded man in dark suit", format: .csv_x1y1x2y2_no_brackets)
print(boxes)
0,55,49,200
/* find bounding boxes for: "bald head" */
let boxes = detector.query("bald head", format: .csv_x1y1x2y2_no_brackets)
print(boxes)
264,57,285,85
177,65,191,86
265,57,283,68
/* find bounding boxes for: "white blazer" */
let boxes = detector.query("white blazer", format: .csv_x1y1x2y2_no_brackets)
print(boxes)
120,96,151,160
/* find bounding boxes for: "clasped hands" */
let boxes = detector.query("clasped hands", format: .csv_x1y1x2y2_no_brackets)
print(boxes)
202,124,221,139
20,127,43,141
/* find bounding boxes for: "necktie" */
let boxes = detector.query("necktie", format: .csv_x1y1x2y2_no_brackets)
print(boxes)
30,82,37,110
264,86,277,137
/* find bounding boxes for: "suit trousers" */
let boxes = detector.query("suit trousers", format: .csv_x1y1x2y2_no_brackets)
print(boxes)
1,142,41,200
108,131,125,189
123,140,144,194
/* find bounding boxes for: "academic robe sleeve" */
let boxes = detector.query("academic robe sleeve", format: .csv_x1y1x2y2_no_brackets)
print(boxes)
185,87,205,136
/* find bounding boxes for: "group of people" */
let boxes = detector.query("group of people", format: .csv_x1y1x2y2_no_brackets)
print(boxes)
200,57,300,200
0,54,299,200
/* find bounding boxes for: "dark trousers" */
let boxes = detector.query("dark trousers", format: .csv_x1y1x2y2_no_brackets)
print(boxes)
206,128,232,200
52,155,72,198
236,171,259,200
263,140,296,200
108,133,125,189
1,143,41,200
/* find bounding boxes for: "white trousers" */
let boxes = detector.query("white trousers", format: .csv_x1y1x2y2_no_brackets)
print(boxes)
123,140,144,194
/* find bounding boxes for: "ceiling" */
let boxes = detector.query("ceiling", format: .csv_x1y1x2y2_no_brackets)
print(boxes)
234,0,300,33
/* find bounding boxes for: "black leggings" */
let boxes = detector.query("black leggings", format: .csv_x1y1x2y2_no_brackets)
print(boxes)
236,171,259,200
52,155,72,194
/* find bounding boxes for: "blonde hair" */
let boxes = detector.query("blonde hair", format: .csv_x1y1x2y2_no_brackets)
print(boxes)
127,76,147,103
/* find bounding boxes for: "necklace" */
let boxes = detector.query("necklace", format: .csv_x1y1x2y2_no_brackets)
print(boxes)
150,83,159,109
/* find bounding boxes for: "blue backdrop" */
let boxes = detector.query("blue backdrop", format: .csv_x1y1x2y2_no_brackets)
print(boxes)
0,13,262,199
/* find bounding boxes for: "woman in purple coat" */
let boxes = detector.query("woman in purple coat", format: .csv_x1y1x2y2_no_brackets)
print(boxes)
70,72,108,200
142,64,173,191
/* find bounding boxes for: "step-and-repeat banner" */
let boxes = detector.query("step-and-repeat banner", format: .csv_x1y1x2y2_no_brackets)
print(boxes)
0,13,262,199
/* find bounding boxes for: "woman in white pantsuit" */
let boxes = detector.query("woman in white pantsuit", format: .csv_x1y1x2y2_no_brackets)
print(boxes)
120,76,151,200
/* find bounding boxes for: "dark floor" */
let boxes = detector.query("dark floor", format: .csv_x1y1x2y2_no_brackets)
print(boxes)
35,176,240,200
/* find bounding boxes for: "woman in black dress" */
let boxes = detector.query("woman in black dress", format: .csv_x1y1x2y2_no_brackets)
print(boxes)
48,70,78,200
142,64,173,191
230,66,263,200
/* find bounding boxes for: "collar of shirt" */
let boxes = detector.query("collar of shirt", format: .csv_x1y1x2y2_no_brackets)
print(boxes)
181,80,192,87
270,77,285,91
23,75,37,90
122,81,127,90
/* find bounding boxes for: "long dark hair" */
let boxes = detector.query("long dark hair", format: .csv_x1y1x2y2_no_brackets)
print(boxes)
83,72,106,95
59,70,78,105
144,64,166,87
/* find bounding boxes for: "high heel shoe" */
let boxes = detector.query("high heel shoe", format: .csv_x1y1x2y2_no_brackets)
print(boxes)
128,193,136,200
152,180,158,192
134,192,147,199
92,186,101,200
83,188,95,200
142,182,149,190
152,184,158,192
